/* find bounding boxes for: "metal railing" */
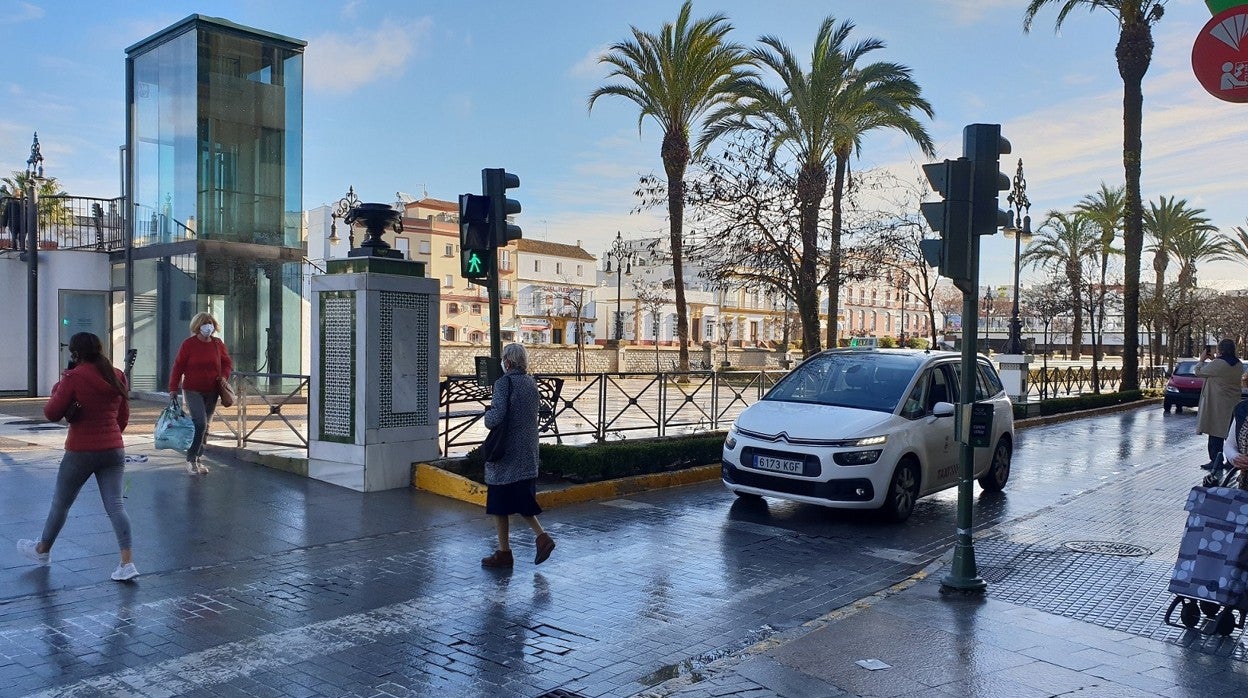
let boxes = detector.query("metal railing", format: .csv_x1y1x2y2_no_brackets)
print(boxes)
1028,365,1166,399
1,195,127,251
203,364,1166,457
208,372,309,450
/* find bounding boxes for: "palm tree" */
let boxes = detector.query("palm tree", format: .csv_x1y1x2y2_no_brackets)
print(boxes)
589,1,756,371
1144,196,1213,362
1024,0,1167,390
1074,183,1124,362
702,17,933,355
1020,210,1100,360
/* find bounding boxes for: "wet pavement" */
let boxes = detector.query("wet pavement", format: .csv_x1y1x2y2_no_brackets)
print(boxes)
1,399,1246,696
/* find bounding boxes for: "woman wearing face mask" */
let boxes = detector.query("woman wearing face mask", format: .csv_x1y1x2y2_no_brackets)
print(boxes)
168,312,233,475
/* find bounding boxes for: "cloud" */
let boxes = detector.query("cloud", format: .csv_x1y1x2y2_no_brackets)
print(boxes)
304,17,433,93
570,45,609,79
0,1,43,23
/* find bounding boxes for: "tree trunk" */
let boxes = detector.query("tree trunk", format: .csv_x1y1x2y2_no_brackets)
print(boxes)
797,163,827,356
825,154,848,349
661,131,691,372
1116,22,1153,391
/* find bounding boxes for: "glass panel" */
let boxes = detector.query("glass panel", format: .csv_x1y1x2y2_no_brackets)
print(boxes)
132,30,198,247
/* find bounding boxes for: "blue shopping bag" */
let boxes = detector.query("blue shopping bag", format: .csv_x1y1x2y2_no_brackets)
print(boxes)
154,400,195,452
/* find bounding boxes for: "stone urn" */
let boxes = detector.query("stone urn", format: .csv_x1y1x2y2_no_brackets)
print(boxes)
345,202,403,258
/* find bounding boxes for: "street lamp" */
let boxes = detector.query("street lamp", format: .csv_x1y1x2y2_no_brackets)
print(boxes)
603,231,635,342
982,286,994,350
1002,158,1033,355
329,185,360,249
25,132,43,397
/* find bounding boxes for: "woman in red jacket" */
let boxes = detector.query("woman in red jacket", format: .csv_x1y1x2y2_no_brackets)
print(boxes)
169,311,233,475
17,332,137,581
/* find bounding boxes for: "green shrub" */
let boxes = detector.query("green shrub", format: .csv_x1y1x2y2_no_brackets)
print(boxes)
458,432,726,484
1013,389,1145,419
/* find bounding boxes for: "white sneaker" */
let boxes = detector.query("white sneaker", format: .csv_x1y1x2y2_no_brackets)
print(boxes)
17,539,49,566
197,462,209,475
111,562,139,581
186,459,198,475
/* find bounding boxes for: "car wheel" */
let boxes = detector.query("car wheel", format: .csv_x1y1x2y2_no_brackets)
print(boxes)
977,438,1011,492
881,460,919,523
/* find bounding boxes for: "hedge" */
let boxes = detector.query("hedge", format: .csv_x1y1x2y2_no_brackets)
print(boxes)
1013,389,1146,419
454,432,727,484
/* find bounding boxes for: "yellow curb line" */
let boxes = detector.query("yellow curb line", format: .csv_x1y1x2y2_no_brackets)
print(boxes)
413,462,722,508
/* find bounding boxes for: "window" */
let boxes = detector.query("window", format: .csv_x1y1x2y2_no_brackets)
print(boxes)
555,262,563,275
443,326,456,342
577,264,583,277
443,243,453,257
419,240,431,255
471,303,481,314
534,259,541,273
447,302,459,314
500,250,511,271
443,275,453,288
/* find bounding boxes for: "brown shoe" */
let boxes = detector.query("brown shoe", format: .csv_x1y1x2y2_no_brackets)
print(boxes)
481,549,513,568
534,533,556,565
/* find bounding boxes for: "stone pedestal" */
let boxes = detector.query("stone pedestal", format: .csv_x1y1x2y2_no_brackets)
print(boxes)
308,257,439,491
996,353,1031,403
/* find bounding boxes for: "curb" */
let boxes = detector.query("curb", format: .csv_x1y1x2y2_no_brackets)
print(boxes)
412,462,722,509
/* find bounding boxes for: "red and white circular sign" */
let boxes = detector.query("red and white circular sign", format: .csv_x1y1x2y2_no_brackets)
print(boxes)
1193,5,1248,102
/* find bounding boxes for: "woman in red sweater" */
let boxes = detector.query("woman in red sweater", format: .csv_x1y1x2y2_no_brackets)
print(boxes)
18,332,137,581
169,311,233,475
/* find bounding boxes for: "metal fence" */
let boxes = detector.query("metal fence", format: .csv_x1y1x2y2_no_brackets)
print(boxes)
206,363,1166,457
10,195,127,251
1029,365,1166,399
208,372,310,450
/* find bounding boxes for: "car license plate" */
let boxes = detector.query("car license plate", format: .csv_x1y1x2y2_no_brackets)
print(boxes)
754,455,804,474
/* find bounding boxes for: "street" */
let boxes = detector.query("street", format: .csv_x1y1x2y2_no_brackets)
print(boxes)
1,402,1245,696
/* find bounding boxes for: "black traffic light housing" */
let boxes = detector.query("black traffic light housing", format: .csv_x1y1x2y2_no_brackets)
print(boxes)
920,157,974,287
963,123,1012,236
459,193,492,279
483,168,522,248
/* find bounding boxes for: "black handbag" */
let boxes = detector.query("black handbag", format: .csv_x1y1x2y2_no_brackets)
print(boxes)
63,400,83,423
480,376,512,462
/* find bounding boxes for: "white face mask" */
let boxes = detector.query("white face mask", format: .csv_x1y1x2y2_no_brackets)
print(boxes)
199,324,214,337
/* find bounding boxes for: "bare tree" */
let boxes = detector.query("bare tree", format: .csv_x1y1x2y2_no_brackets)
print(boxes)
538,278,592,378
633,280,672,372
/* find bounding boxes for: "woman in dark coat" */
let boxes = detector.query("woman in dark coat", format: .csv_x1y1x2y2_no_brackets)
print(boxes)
480,343,555,568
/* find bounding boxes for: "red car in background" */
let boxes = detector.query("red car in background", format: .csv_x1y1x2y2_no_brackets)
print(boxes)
1163,359,1248,413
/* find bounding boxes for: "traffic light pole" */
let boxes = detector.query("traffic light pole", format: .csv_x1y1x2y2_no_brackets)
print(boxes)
487,262,502,366
944,248,987,592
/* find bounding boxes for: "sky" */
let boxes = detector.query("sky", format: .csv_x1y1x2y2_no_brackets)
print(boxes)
1,0,1245,290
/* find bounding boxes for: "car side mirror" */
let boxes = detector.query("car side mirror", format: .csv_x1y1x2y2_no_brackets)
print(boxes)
933,402,955,418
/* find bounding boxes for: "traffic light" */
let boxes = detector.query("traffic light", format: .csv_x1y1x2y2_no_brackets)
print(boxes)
920,157,974,286
459,193,492,279
483,168,522,248
963,123,1012,236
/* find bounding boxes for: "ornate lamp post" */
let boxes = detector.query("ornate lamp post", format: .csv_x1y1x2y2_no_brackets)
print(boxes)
982,286,994,351
25,133,43,397
603,231,635,342
1002,159,1033,355
328,186,360,249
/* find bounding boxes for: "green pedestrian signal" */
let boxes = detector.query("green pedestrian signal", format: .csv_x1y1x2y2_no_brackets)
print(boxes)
461,248,492,279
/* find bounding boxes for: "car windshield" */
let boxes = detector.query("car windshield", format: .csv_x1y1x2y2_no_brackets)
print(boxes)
1174,361,1199,376
764,352,921,413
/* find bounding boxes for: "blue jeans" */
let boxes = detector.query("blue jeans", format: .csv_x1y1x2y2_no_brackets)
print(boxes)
182,389,218,462
40,448,131,551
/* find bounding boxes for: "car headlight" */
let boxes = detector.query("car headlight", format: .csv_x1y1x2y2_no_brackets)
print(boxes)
834,450,882,466
1164,386,1178,393
724,426,738,451
846,435,887,447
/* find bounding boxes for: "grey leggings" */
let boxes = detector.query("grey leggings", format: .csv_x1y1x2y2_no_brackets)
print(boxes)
182,390,218,461
40,448,131,551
